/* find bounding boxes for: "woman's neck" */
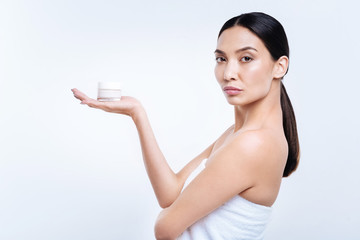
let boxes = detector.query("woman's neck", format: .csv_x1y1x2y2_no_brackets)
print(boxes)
233,83,282,133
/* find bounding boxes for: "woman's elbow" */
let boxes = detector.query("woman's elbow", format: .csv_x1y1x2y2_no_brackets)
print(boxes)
154,217,177,240
157,189,179,209
158,199,173,209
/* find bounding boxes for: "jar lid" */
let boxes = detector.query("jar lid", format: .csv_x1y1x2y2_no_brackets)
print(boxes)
98,82,122,90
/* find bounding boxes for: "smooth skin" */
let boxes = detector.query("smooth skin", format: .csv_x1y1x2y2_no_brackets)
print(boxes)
72,26,289,240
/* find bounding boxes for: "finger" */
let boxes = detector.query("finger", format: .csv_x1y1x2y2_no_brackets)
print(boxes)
71,88,91,102
71,88,103,108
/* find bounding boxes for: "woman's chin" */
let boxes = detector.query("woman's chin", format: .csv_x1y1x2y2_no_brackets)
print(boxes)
226,98,244,106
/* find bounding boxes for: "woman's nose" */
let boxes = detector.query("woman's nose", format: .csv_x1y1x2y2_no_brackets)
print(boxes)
224,61,238,81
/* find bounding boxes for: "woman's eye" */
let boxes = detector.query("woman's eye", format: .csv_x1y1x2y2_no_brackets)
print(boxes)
241,56,252,62
215,57,226,63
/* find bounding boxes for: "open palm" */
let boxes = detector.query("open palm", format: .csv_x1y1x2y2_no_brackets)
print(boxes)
71,88,142,117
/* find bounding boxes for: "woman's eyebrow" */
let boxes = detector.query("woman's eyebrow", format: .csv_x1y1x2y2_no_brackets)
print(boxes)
214,46,258,54
214,49,226,54
236,46,257,53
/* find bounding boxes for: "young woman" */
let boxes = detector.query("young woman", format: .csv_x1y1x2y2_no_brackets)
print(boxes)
72,12,299,240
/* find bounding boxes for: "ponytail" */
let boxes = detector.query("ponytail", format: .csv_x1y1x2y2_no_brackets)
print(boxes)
280,82,300,177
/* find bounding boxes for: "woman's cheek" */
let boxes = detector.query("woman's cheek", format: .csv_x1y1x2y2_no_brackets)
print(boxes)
248,62,271,86
242,65,261,86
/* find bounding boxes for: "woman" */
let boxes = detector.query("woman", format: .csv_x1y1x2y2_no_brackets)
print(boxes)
72,12,299,240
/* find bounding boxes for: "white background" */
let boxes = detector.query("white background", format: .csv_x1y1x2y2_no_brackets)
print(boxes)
1,0,359,239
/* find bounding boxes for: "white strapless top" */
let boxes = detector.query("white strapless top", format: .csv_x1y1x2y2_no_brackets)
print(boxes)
178,159,272,240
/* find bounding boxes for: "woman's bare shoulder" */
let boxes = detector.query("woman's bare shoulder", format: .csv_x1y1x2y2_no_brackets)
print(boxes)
218,128,286,162
231,128,288,168
208,126,287,173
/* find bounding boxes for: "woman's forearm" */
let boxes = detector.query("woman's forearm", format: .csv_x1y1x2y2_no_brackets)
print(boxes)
72,88,215,209
132,106,181,208
71,88,183,208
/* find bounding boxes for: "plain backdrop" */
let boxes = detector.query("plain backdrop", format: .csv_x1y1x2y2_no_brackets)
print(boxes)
1,0,359,239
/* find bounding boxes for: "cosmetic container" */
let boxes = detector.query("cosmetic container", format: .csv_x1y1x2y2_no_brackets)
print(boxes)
97,82,122,101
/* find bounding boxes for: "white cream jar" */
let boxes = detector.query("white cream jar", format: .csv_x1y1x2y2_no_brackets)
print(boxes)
97,82,122,101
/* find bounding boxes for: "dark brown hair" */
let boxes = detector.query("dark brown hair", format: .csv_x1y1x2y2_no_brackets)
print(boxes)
218,12,300,177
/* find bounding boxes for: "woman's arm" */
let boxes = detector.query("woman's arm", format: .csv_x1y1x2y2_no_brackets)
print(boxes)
71,89,214,208
154,130,281,240
132,107,215,207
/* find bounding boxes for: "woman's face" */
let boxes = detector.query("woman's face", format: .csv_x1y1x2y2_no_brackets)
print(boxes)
214,26,279,107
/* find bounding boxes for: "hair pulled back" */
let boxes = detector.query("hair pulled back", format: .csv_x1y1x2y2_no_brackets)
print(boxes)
218,12,300,177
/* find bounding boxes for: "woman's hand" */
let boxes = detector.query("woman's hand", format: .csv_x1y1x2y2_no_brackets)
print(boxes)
71,88,143,118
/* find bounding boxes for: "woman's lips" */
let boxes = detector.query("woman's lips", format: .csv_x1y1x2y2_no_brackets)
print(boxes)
223,86,243,95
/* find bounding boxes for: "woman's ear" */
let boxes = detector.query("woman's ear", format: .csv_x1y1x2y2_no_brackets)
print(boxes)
273,56,289,79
